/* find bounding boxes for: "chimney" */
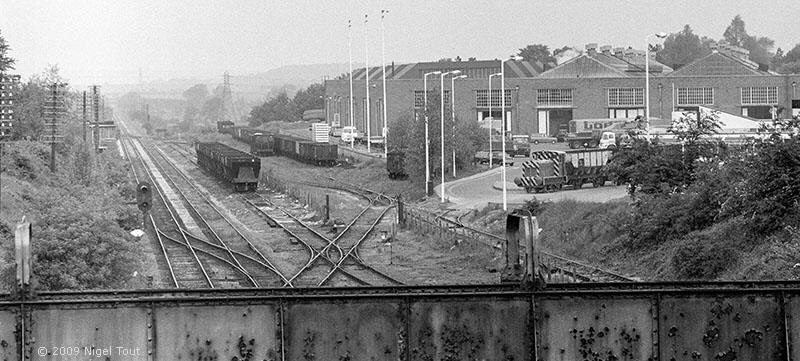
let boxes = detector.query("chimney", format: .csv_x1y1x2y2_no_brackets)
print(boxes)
600,45,612,55
585,43,598,56
613,47,624,57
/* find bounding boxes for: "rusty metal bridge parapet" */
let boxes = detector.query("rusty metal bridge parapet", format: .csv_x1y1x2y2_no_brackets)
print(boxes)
1,282,800,360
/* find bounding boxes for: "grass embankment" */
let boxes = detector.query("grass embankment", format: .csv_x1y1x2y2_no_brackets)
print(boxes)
465,199,800,281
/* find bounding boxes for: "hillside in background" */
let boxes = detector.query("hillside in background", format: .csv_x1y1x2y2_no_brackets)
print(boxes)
103,63,355,101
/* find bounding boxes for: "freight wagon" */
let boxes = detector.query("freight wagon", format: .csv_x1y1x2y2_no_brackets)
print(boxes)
217,121,235,134
514,149,612,193
195,142,260,192
386,151,407,179
219,127,339,166
298,142,337,166
250,134,275,157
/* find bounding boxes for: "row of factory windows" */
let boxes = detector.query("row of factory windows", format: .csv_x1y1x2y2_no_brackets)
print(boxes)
327,86,782,113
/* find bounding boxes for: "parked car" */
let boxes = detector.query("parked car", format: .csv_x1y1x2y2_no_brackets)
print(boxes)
474,151,514,166
340,126,361,142
530,133,558,144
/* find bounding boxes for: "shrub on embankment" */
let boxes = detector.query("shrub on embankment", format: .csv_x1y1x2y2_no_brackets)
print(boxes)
0,140,155,291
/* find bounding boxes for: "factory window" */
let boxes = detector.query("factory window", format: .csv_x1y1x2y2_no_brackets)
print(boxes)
607,88,644,107
414,90,450,108
536,89,573,106
741,87,778,105
608,108,644,119
475,89,512,108
677,87,714,106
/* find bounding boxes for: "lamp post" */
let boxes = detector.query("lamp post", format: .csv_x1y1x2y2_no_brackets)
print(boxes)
348,19,355,149
423,71,441,196
488,72,501,168
500,57,518,211
364,14,371,153
440,70,461,203
451,74,467,177
645,32,667,135
381,9,389,158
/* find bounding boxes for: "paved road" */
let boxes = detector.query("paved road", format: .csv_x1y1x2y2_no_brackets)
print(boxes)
438,159,629,210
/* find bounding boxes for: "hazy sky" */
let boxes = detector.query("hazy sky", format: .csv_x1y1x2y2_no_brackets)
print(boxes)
2,0,799,86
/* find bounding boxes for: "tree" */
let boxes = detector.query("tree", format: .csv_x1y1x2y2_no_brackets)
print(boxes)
182,84,208,109
517,44,556,69
668,108,723,145
386,91,486,183
722,15,775,66
774,43,800,74
0,29,14,72
722,15,748,47
656,25,713,69
292,83,325,119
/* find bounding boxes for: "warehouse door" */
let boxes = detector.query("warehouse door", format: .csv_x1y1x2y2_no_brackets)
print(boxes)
537,109,573,136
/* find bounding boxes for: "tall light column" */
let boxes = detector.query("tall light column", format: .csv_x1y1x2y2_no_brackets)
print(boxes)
440,70,461,203
451,74,467,177
488,72,501,168
381,9,389,158
364,14,371,153
645,32,667,135
423,71,441,196
500,57,518,211
348,19,355,149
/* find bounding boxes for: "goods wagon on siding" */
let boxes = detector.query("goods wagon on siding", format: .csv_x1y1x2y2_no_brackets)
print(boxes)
250,134,275,157
195,142,260,192
298,142,337,166
217,121,235,134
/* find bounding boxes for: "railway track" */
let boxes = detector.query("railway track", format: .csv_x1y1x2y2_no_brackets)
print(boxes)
327,177,634,283
145,140,290,287
121,136,214,288
159,139,403,287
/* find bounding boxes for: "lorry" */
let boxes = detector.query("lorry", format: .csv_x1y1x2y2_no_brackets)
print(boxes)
513,149,612,193
564,118,642,149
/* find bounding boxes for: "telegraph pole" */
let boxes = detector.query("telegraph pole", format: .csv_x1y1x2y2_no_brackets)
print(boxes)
220,71,233,123
91,85,100,152
44,82,68,173
82,91,87,145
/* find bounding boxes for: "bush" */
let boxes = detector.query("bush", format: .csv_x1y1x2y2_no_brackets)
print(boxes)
669,219,744,279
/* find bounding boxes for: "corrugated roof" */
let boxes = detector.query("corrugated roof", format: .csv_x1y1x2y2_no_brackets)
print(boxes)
537,55,628,78
667,51,774,77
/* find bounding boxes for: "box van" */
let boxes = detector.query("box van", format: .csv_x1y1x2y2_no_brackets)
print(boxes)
341,126,360,142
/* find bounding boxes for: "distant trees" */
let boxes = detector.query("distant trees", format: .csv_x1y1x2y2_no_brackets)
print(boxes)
656,25,714,69
773,43,800,74
247,82,325,126
0,29,14,72
722,15,775,66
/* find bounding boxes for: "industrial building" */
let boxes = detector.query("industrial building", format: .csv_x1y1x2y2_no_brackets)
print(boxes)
324,43,800,139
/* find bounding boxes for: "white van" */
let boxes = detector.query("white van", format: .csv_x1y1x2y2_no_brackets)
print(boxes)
341,126,360,142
